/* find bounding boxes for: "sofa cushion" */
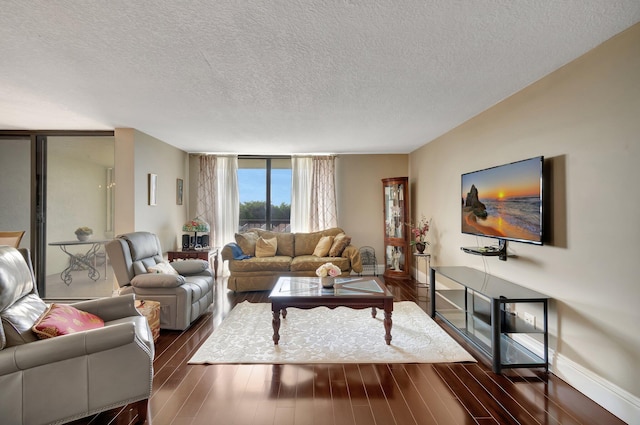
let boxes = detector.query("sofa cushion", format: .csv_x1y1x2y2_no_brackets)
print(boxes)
252,230,294,257
313,235,334,257
294,231,324,256
32,304,104,339
290,255,350,272
256,237,278,257
274,232,294,257
236,232,259,256
229,256,292,273
329,233,352,257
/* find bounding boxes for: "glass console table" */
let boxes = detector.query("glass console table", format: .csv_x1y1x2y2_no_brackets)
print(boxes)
430,266,549,373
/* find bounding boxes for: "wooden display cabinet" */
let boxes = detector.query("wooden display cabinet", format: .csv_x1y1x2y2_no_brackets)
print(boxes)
382,177,410,279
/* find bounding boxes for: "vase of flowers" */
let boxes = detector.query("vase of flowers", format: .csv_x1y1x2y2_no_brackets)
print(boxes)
316,262,341,288
409,215,430,253
75,226,93,242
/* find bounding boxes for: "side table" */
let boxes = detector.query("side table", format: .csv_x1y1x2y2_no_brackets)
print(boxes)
135,299,160,342
413,253,431,287
167,248,219,279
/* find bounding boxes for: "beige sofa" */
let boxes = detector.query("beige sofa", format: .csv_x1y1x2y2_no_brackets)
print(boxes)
222,227,363,292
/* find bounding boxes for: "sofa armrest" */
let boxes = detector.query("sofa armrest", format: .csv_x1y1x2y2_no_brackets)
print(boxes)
0,322,137,374
71,294,138,322
342,245,363,273
221,244,234,262
131,273,185,288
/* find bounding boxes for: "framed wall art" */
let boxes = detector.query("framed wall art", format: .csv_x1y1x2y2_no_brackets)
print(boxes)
176,178,184,205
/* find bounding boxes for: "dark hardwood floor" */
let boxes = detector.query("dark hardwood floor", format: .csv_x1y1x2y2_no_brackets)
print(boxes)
76,277,623,425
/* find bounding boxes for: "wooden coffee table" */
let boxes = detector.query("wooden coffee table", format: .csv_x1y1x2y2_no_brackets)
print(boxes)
268,276,394,345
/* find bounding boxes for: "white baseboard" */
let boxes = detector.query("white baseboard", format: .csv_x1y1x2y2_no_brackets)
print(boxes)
513,334,640,424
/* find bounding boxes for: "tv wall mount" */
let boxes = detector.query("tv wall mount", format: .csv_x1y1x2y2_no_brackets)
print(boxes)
461,240,508,261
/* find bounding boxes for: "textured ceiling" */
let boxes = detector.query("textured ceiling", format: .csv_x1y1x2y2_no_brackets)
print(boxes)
1,1,639,154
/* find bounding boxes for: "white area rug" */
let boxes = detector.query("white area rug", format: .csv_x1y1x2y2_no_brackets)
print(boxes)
188,301,476,364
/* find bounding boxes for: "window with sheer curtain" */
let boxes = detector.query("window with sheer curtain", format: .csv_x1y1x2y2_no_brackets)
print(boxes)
198,154,337,246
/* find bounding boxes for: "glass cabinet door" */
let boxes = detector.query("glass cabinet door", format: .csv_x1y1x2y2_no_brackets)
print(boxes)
382,177,409,279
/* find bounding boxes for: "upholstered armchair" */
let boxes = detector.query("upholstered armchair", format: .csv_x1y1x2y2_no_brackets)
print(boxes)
0,246,154,425
106,231,214,331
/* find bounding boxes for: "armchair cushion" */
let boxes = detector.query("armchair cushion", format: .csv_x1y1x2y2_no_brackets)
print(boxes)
1,293,47,348
171,259,210,275
147,261,178,274
32,304,104,339
123,231,162,260
131,273,185,288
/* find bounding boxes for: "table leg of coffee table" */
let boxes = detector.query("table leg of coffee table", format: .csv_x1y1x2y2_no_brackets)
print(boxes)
272,308,281,345
384,310,392,345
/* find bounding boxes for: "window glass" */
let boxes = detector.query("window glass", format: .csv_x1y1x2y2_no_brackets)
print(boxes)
238,157,291,232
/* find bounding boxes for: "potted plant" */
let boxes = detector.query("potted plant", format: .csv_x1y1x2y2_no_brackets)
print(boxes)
316,262,341,288
409,215,430,253
74,226,93,241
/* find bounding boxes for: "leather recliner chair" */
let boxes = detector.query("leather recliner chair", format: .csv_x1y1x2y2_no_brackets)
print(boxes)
106,231,214,331
0,246,154,425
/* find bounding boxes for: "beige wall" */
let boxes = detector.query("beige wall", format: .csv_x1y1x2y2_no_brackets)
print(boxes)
336,155,408,263
409,23,640,420
115,128,189,252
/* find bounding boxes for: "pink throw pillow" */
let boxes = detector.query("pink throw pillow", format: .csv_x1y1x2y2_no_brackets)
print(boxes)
32,304,104,339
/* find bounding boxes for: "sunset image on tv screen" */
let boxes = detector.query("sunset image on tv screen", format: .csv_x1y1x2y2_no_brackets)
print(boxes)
461,157,542,244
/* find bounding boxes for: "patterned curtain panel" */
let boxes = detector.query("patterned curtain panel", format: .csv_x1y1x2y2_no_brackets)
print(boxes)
310,155,338,231
198,155,238,277
290,156,312,233
197,155,216,242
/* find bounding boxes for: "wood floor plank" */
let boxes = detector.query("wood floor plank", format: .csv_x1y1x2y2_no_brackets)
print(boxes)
381,364,437,425
414,363,476,425
465,363,562,425
357,364,398,425
433,364,494,420
383,364,421,425
328,365,356,425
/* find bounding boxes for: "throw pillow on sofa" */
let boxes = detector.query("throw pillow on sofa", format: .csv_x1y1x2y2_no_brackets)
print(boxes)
329,233,352,257
256,236,278,257
313,235,334,257
236,232,259,256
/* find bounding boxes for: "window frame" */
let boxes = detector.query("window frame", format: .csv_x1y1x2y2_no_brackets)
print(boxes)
238,155,291,232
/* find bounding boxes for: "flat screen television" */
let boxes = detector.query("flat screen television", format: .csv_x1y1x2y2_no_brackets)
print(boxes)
461,156,543,245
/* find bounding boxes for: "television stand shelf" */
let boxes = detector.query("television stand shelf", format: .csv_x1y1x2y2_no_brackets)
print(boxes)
430,266,549,374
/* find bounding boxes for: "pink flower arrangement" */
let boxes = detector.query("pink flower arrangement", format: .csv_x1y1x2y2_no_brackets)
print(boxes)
316,262,341,278
409,215,430,244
